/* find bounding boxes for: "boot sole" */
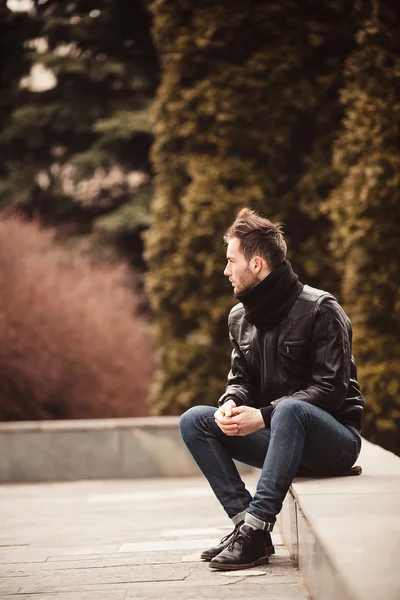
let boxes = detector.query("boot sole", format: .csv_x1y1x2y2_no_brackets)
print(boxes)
201,545,275,562
209,555,269,571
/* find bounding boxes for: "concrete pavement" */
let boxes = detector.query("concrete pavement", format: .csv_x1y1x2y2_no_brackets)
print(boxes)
0,474,308,599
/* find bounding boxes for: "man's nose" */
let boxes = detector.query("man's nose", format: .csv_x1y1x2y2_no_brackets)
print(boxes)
224,264,230,277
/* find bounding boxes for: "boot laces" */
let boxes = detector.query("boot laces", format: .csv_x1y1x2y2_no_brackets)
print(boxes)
220,523,240,545
227,526,251,552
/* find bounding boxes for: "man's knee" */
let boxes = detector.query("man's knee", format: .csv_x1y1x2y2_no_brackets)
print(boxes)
178,405,215,437
271,397,305,421
178,406,199,433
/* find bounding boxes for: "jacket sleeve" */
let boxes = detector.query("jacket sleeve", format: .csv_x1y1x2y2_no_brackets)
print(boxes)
273,298,351,412
218,330,259,408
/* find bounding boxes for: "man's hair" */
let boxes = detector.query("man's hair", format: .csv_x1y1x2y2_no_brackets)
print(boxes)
224,208,287,269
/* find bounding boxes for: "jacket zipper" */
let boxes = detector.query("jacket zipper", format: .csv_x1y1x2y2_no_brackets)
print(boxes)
265,329,277,396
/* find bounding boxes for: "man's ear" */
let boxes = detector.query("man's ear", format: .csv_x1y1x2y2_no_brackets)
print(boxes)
252,256,263,273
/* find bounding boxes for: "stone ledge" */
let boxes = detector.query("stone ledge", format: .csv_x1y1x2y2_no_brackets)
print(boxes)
280,438,400,600
0,415,179,432
0,416,251,483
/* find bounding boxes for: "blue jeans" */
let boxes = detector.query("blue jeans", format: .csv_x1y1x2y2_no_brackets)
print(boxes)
179,398,361,528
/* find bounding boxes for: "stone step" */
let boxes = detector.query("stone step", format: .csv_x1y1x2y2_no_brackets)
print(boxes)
280,439,400,600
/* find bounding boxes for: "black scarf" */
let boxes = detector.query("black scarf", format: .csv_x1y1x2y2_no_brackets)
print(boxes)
235,260,304,328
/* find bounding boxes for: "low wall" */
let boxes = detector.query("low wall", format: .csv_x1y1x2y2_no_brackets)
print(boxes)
279,438,400,600
0,416,250,482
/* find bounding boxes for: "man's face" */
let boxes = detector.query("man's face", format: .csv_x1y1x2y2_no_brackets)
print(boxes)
224,237,259,294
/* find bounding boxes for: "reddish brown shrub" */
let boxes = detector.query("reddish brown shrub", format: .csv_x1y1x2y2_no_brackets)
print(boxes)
0,214,153,420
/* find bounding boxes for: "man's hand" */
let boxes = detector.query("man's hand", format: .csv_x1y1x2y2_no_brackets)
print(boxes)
214,399,239,436
214,401,264,436
230,405,265,436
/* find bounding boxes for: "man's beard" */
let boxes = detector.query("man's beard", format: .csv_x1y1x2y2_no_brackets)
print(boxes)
236,266,259,293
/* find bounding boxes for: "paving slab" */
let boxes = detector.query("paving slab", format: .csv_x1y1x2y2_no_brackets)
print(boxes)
0,475,308,599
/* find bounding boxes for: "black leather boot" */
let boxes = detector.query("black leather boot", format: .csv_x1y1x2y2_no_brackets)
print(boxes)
209,525,270,571
201,523,275,561
201,524,241,561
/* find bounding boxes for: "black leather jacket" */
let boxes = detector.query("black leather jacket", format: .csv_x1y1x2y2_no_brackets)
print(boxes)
218,285,364,431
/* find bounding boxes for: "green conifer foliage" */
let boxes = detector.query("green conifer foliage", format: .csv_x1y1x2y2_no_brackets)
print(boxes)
326,2,400,453
0,5,38,184
146,0,356,414
0,0,158,266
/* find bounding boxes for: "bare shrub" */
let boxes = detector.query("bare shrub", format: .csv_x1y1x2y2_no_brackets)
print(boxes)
0,214,153,420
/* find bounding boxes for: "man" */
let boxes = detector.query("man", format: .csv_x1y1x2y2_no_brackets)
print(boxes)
179,207,363,571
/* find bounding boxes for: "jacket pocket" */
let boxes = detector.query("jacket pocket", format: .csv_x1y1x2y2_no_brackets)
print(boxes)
279,340,307,361
239,343,251,356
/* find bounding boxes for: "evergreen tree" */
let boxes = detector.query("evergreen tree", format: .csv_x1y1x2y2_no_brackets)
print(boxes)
146,0,356,414
0,0,158,268
326,0,400,454
0,4,38,183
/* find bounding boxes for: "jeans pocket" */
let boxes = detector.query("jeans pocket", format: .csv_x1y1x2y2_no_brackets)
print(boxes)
328,439,359,473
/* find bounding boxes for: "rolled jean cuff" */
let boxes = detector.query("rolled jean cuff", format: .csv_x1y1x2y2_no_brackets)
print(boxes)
245,511,274,532
231,510,247,526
